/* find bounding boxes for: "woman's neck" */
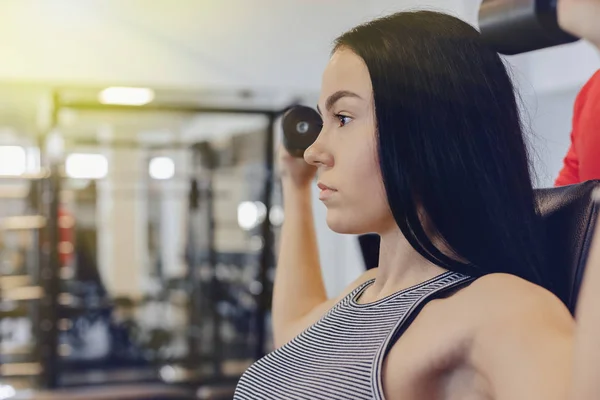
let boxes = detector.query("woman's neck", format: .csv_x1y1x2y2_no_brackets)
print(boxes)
364,226,447,303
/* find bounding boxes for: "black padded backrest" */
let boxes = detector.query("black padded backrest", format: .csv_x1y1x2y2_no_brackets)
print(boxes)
536,180,599,312
358,180,600,314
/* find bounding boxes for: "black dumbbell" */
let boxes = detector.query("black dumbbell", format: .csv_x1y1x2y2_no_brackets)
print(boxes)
282,105,322,158
479,0,579,55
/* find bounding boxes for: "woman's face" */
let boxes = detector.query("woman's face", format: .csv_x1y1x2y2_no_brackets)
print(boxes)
304,48,396,235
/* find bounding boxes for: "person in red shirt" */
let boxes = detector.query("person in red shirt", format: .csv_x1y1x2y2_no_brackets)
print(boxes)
555,70,600,186
555,0,600,186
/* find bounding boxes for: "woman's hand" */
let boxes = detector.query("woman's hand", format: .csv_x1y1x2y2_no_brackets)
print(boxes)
277,144,317,189
558,0,600,49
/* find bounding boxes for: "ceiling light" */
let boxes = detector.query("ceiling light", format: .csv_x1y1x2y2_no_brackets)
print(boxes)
0,146,26,176
149,157,175,180
65,153,108,179
98,87,154,106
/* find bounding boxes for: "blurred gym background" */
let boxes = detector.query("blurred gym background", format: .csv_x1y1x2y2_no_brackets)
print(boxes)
0,1,598,399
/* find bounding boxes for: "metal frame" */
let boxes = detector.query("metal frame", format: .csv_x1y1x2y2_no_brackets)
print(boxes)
36,91,62,389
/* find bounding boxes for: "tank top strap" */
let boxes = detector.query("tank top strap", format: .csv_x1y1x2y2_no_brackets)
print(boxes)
371,272,476,399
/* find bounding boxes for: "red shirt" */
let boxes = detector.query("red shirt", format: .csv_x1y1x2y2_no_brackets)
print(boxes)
555,70,600,186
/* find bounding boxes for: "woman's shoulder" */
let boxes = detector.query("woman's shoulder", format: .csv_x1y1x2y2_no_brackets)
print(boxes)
423,273,574,351
456,273,574,360
467,273,569,311
449,274,575,397
459,273,573,328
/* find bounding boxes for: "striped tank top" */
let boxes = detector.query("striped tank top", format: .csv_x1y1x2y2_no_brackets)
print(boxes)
234,271,474,400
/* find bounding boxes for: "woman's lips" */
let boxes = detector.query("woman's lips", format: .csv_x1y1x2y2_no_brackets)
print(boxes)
317,182,337,201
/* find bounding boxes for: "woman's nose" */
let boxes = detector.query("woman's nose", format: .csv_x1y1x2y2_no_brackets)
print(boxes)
304,139,334,169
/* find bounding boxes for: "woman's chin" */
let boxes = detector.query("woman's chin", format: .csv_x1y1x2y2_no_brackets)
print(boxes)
325,213,368,235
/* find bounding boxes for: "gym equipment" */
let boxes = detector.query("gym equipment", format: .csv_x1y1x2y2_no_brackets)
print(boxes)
15,90,282,394
358,180,600,313
479,0,580,55
0,174,54,389
282,106,322,157
535,180,600,310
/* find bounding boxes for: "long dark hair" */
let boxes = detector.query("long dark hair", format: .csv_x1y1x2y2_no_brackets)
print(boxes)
335,11,549,289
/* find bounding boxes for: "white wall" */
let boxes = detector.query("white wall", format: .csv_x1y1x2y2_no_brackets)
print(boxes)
522,87,580,187
514,41,600,95
505,41,600,188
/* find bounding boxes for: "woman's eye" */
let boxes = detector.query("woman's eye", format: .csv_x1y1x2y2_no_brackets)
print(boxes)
335,114,352,127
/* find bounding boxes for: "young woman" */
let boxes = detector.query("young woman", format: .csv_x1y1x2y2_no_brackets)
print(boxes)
234,10,574,400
